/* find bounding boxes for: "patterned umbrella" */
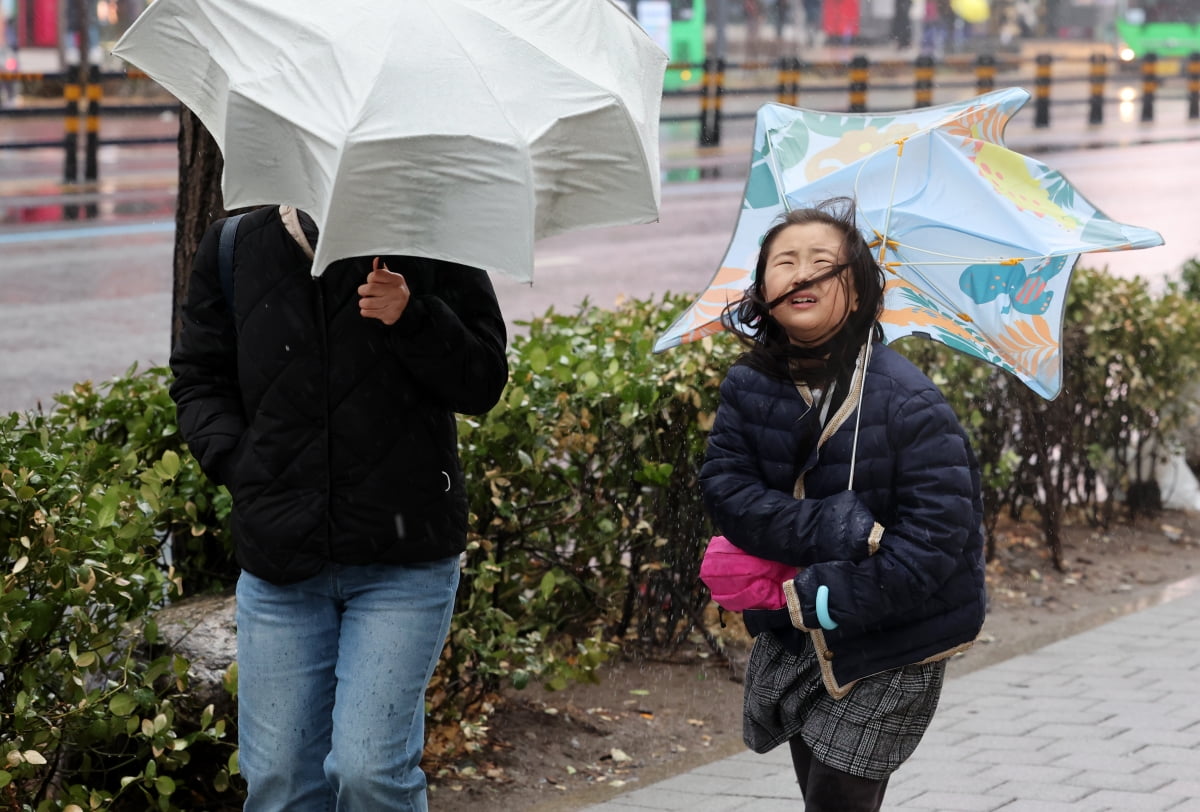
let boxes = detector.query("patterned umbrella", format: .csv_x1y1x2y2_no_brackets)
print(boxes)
654,88,1163,399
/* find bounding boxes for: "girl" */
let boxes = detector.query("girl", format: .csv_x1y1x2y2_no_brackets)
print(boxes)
699,199,986,811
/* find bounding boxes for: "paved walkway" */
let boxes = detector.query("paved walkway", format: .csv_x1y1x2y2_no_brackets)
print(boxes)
581,578,1200,811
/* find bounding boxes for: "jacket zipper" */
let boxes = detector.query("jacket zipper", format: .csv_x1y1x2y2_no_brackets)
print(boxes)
315,276,334,561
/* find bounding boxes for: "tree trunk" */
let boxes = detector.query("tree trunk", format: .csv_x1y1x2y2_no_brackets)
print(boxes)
171,107,226,351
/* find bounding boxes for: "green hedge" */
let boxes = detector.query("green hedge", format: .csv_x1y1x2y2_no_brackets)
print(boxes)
4,263,1200,807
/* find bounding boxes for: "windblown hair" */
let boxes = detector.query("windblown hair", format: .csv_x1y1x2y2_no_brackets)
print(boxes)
724,197,884,387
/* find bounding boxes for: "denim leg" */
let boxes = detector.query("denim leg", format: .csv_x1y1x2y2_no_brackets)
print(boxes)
236,569,339,812
324,558,460,812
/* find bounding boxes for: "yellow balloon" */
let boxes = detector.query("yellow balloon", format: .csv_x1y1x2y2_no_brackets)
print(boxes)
951,0,990,23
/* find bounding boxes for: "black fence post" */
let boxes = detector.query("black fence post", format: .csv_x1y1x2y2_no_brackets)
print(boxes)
975,54,996,95
710,57,725,147
914,54,934,108
776,56,792,105
849,55,868,113
84,63,101,184
1187,52,1200,120
698,56,713,146
63,64,81,186
1141,53,1157,123
1034,53,1052,128
1088,53,1106,125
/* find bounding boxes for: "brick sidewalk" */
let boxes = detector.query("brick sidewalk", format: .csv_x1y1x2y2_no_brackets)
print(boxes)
580,575,1200,811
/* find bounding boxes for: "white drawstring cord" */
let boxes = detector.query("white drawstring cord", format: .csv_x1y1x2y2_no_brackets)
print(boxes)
846,342,872,491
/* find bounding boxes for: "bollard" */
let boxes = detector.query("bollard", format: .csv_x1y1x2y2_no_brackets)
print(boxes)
914,54,934,108
849,55,868,113
975,54,996,95
776,56,800,106
1034,53,1051,128
63,66,81,185
1088,53,1107,125
711,57,726,146
698,56,714,146
1141,53,1157,123
1188,52,1199,120
84,63,101,183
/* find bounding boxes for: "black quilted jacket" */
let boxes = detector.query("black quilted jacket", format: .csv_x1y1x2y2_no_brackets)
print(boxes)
170,206,508,584
700,343,986,688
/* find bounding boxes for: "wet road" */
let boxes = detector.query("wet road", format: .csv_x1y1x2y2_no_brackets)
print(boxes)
1,133,1198,415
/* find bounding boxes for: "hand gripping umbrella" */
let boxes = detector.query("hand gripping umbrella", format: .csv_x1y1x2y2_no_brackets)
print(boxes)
112,0,666,281
654,88,1163,399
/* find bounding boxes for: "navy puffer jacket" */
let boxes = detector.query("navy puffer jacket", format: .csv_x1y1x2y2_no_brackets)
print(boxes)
170,206,508,584
700,343,986,694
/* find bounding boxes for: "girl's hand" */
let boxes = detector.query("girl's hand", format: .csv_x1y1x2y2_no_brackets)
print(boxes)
358,258,410,325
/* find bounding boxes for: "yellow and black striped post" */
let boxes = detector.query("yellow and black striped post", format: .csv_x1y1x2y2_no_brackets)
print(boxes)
1033,53,1052,128
63,66,81,185
849,55,868,113
710,57,726,146
1140,53,1157,123
914,54,934,108
1088,53,1107,125
975,54,996,95
1187,52,1199,120
777,56,800,106
84,63,101,183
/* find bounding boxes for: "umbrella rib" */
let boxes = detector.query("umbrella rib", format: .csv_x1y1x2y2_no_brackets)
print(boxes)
766,128,791,214
872,137,905,268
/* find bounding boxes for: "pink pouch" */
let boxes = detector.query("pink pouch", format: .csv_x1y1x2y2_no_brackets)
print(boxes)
699,535,798,612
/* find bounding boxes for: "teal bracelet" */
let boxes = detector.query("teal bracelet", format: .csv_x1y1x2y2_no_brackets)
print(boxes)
815,585,838,630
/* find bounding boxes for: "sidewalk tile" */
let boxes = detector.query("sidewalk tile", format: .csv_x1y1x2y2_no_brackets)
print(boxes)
971,764,1082,786
1077,789,1185,810
1069,770,1173,792
982,780,1095,804
890,790,1014,810
982,801,1098,812
1134,746,1200,768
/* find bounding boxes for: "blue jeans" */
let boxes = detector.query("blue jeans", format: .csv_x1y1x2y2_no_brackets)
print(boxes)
235,558,460,812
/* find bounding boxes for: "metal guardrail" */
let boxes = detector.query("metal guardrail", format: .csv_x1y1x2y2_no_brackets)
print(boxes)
2,51,1199,182
684,50,1200,145
0,66,177,182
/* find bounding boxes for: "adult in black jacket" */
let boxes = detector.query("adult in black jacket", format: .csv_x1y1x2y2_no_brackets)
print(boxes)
170,205,508,812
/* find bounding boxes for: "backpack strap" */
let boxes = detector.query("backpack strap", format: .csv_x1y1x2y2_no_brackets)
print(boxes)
217,213,247,327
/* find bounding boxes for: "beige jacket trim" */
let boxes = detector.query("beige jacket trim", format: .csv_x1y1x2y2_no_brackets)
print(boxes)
810,632,977,700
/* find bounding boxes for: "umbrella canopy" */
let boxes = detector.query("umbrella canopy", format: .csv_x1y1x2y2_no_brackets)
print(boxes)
655,88,1163,399
112,0,666,281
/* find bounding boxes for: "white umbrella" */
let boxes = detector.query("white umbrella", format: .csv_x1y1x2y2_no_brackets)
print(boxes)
112,0,667,281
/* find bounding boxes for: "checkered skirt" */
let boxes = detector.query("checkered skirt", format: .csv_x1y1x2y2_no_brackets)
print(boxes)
743,631,945,780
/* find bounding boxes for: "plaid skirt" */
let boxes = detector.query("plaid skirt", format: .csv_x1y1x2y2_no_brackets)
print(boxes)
743,631,945,780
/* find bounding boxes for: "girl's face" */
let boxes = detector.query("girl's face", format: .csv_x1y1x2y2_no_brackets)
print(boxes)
762,222,858,346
